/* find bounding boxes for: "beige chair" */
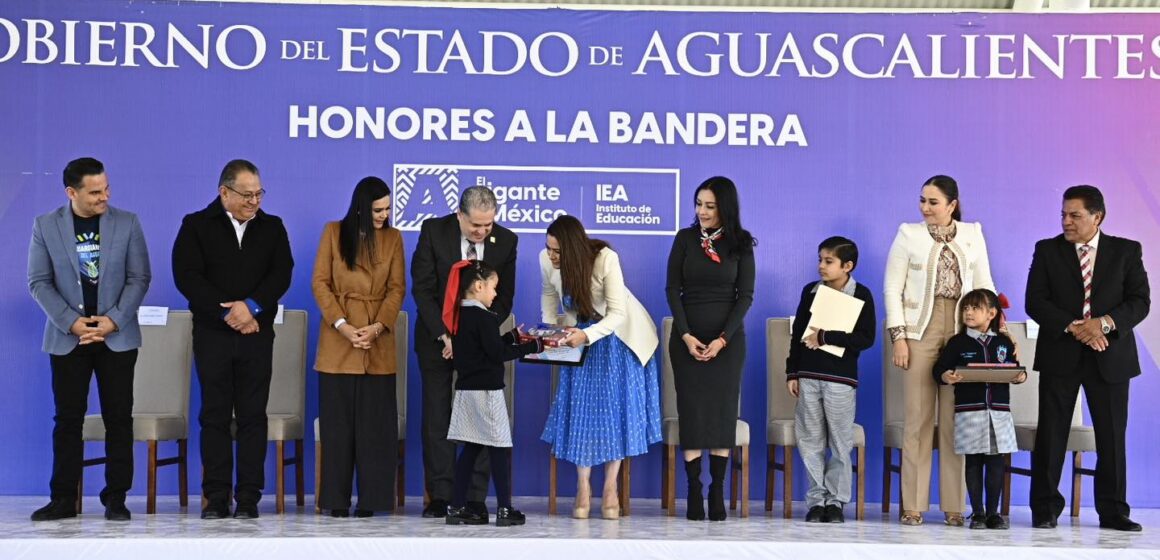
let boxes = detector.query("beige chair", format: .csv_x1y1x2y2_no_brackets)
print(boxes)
546,364,632,516
880,322,941,514
314,310,409,513
764,318,867,520
268,309,307,513
659,317,750,518
423,314,517,507
79,310,194,514
1000,322,1094,517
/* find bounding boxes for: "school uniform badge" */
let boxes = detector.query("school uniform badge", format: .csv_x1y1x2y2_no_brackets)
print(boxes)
997,345,1008,363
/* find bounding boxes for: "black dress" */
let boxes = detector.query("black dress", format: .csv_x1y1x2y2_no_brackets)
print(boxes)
665,227,755,449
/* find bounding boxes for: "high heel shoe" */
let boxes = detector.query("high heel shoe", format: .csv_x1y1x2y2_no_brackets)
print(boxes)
573,481,591,519
602,487,620,520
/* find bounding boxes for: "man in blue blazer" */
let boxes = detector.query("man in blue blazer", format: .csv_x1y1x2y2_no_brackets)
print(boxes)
27,157,151,521
1026,185,1150,532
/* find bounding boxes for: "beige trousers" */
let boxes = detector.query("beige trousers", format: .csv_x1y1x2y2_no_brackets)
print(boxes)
900,297,965,514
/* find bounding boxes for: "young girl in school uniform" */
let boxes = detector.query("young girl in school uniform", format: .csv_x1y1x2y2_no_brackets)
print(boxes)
442,259,543,527
934,289,1027,530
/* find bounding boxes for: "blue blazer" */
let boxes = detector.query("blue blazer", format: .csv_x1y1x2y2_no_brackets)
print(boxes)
28,205,151,355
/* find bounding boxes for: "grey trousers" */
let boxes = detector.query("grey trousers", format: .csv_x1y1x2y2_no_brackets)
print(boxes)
795,378,856,509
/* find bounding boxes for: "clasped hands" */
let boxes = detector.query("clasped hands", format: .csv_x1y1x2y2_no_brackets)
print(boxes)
1068,317,1109,352
682,333,724,362
69,315,118,344
220,301,260,334
339,321,385,350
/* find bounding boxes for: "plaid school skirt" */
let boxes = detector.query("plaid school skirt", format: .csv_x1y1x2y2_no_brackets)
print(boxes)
953,409,1017,455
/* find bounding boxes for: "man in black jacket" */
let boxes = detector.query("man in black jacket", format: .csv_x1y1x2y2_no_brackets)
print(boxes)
172,159,294,520
410,186,517,519
1025,185,1149,532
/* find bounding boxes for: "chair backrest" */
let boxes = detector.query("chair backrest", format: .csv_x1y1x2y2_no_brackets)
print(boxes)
268,310,307,418
881,322,907,428
1004,322,1082,427
133,311,194,431
660,317,677,421
395,310,408,428
766,318,795,422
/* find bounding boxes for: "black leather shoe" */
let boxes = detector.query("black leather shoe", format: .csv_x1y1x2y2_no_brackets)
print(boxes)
201,501,231,520
824,504,845,523
233,502,259,519
422,499,449,518
104,501,131,521
31,500,77,521
986,514,1009,530
445,506,488,525
1099,515,1143,532
1031,516,1057,529
969,513,987,529
495,506,526,527
354,509,374,518
467,501,490,523
330,509,350,518
805,505,826,523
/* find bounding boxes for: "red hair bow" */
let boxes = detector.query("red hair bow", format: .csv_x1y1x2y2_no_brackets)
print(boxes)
442,260,474,336
997,293,1011,309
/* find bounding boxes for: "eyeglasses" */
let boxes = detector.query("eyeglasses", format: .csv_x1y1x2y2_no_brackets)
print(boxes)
225,185,266,202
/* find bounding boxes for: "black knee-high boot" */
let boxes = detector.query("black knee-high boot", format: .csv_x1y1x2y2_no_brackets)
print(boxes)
684,457,705,521
708,455,728,521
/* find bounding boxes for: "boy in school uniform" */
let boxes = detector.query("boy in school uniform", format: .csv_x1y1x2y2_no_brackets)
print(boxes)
786,237,877,523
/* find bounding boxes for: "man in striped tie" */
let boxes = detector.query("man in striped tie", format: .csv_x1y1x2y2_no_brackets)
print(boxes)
1026,185,1150,532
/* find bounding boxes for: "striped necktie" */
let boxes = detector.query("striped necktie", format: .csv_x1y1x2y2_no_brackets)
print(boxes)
1078,244,1093,319
465,239,478,261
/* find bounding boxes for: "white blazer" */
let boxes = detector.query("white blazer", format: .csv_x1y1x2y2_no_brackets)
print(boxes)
883,221,995,340
539,247,658,366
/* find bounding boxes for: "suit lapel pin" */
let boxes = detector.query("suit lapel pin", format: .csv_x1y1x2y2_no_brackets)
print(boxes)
490,236,496,244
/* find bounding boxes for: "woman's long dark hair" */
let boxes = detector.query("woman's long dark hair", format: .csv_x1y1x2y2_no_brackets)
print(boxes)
339,176,392,270
689,176,756,254
546,215,609,320
923,174,963,222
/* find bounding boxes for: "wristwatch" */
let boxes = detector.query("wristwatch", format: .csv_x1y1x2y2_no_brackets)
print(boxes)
1099,316,1112,334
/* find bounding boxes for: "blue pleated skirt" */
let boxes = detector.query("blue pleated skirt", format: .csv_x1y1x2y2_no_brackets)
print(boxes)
541,330,662,467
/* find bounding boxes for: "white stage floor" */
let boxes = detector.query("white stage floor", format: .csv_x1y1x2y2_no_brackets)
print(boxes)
2,496,1157,560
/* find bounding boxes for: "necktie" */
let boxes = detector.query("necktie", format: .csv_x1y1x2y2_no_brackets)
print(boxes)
466,239,478,261
1079,244,1093,319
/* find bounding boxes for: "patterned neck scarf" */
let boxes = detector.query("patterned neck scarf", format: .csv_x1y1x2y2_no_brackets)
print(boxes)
700,227,723,263
927,222,957,244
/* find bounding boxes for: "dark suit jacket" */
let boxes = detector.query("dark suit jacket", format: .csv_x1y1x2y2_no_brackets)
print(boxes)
172,198,294,331
1025,232,1150,382
410,213,517,343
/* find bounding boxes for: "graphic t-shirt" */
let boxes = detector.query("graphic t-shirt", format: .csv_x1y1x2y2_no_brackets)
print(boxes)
73,213,100,316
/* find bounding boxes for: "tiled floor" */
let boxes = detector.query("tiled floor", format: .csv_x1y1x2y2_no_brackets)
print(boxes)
2,495,1157,552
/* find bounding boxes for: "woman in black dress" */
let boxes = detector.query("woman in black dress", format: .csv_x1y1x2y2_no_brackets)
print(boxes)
665,176,756,521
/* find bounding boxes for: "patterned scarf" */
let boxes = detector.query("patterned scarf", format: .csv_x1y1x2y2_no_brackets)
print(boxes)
700,227,723,263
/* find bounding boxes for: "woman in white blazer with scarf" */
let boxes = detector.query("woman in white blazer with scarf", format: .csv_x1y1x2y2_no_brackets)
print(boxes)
884,175,995,527
539,215,662,521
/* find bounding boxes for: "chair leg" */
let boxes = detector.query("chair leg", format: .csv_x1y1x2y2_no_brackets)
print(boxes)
730,448,738,511
620,457,631,516
178,439,189,508
295,439,305,507
1002,454,1012,516
1071,451,1082,518
660,449,669,509
765,444,775,513
276,440,286,514
548,453,557,515
665,444,676,516
76,475,83,514
856,444,865,521
314,440,322,514
147,440,158,515
782,445,794,519
881,446,892,514
396,439,405,509
740,445,750,518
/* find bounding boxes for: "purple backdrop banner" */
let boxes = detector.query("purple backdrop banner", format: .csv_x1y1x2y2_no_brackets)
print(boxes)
1,1,1158,507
